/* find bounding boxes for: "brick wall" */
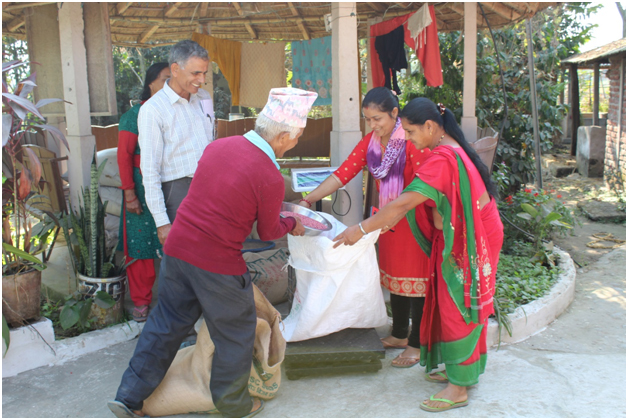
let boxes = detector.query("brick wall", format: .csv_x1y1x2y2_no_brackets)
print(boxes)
604,55,627,192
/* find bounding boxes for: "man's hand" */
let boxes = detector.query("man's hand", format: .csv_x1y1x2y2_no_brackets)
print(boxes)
288,219,306,236
124,190,142,215
157,224,172,245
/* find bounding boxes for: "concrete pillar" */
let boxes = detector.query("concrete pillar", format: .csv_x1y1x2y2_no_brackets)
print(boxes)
58,2,96,208
461,2,478,143
330,2,363,226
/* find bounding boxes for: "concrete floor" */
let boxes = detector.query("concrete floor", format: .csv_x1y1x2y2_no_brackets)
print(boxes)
3,247,625,418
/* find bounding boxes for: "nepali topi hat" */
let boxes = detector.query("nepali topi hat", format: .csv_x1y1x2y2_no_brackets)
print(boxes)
260,87,318,128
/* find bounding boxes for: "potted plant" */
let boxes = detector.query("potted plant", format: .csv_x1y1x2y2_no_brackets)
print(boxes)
61,151,129,328
2,59,68,328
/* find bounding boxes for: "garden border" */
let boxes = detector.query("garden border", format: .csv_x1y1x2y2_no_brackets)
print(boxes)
486,246,576,347
2,318,145,378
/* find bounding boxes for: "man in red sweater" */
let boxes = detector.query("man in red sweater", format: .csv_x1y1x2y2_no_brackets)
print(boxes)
109,88,317,419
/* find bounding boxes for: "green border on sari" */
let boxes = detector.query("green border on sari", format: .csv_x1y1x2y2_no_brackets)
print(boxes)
404,154,481,324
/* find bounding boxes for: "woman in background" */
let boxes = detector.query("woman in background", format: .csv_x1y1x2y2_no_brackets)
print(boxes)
117,62,170,322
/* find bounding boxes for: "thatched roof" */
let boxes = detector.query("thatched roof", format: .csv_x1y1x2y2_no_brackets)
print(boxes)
562,38,626,67
3,2,559,47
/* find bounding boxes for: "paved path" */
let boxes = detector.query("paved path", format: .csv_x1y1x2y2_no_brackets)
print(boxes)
3,248,625,418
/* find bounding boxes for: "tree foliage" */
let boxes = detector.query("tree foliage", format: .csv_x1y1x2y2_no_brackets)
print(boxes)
400,3,601,194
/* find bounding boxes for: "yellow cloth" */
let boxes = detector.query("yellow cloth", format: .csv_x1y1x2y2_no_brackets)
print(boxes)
192,33,242,106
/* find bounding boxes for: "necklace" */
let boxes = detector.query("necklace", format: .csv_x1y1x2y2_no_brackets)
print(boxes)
437,134,445,146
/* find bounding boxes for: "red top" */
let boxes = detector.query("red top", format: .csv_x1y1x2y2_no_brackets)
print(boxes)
164,135,297,275
333,131,430,193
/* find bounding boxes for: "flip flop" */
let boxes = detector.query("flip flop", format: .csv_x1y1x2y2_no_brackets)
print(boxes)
107,401,147,418
243,398,265,418
419,395,469,412
380,338,408,349
425,371,448,383
391,355,420,368
132,305,149,323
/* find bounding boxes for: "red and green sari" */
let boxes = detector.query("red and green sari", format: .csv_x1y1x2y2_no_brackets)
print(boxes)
404,145,504,387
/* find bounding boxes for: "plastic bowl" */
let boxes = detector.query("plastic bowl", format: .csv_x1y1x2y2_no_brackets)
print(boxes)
280,202,332,236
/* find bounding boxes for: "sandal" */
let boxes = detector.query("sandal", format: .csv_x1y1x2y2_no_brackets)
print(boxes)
425,370,448,383
107,400,147,418
391,354,420,368
419,394,468,412
380,338,408,349
132,305,149,322
243,398,264,418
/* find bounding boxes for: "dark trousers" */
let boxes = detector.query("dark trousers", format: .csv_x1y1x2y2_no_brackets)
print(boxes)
161,177,192,224
390,294,425,349
115,254,257,418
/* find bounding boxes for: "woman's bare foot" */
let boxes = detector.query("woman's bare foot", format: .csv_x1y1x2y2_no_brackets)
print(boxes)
391,345,421,367
250,398,262,413
132,410,145,417
380,335,408,349
422,384,468,409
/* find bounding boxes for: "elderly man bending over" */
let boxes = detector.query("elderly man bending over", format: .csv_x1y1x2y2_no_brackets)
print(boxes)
108,88,317,418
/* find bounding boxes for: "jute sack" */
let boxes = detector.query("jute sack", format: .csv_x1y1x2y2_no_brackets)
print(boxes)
142,284,286,416
244,248,290,305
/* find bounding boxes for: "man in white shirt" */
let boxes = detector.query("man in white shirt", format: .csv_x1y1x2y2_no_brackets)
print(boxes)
138,40,215,245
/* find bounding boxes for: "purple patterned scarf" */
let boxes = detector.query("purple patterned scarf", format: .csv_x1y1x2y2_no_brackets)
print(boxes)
367,118,407,207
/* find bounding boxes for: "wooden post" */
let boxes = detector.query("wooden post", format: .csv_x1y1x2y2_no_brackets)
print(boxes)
570,63,580,156
593,61,600,126
526,19,542,190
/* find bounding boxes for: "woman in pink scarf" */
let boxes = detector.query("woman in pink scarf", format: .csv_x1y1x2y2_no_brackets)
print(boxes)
300,87,433,367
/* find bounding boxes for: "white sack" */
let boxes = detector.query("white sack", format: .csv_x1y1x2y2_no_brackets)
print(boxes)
99,186,122,217
282,213,388,342
96,148,122,188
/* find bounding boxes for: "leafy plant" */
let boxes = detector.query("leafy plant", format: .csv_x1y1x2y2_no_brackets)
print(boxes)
61,152,127,278
58,290,115,332
499,187,577,255
2,59,69,275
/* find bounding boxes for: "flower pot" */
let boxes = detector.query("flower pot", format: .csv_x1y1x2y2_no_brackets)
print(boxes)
77,273,126,329
2,267,42,328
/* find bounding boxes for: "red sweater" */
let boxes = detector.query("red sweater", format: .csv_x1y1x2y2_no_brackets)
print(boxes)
164,135,296,275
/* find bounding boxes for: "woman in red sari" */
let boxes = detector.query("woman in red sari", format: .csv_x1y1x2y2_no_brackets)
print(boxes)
333,98,504,412
300,87,432,367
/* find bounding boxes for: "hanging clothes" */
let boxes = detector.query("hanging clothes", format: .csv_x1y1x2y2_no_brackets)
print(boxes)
239,42,287,108
407,3,432,47
191,33,242,106
374,25,408,94
369,5,443,88
291,36,332,106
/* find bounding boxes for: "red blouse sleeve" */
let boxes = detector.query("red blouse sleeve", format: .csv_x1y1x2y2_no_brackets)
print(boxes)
407,141,430,173
332,134,372,186
117,130,138,191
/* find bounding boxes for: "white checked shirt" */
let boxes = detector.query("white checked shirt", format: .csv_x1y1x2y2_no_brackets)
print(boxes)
138,80,214,228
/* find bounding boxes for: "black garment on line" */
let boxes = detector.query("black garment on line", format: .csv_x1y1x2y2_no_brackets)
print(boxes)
374,25,408,94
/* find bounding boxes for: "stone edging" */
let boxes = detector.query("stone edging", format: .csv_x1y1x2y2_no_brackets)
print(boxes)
486,246,576,347
2,317,145,378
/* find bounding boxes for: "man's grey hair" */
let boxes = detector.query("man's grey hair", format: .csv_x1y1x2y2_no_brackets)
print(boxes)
254,114,301,142
169,40,209,68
